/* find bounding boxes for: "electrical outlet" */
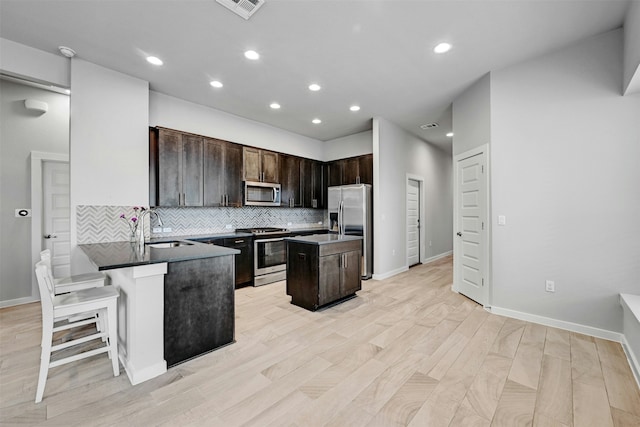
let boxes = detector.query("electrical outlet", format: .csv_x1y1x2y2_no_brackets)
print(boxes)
225,224,233,229
162,227,172,233
545,280,555,293
152,227,162,233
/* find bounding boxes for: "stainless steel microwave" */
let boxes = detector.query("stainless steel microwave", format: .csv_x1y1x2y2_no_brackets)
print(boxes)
244,181,281,206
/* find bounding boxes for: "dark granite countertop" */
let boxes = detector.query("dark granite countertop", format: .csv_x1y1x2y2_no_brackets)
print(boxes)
285,234,363,245
79,240,239,271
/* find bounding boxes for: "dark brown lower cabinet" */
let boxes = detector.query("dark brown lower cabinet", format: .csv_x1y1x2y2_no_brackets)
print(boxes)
286,239,361,311
164,256,235,367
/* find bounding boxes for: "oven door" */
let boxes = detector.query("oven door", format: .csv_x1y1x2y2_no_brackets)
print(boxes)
254,237,287,275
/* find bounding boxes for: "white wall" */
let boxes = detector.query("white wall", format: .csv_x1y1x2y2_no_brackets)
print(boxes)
149,91,324,161
0,80,70,304
452,73,491,156
373,117,453,279
0,38,69,88
324,130,373,162
490,28,640,333
69,59,149,273
623,0,640,95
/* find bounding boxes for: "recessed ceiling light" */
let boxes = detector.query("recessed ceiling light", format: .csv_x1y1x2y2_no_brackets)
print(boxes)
308,83,321,91
312,118,322,124
210,80,223,88
433,42,452,54
350,105,361,112
270,103,281,109
446,132,454,137
244,50,260,60
146,56,163,66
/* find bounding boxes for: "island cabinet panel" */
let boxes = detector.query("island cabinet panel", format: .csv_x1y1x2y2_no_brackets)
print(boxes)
286,239,361,311
154,128,204,207
243,147,279,183
204,138,243,207
164,257,235,367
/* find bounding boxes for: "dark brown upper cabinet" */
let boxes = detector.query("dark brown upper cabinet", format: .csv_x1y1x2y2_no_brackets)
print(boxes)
326,154,373,187
279,154,302,207
302,159,325,209
154,128,204,207
243,147,279,183
204,138,243,207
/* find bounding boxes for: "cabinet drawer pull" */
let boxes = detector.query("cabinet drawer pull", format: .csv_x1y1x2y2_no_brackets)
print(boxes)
234,240,244,244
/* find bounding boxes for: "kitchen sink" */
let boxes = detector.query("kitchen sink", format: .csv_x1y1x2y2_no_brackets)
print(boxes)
146,241,194,249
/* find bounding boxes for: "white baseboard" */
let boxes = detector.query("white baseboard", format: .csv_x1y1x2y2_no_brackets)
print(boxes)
372,266,408,281
422,250,453,265
621,336,640,390
0,296,39,309
489,306,624,343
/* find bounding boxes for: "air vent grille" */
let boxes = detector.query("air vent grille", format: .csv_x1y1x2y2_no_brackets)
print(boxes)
420,123,439,130
216,0,265,20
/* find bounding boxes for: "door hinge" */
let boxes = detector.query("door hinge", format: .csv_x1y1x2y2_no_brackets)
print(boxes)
482,278,484,286
482,222,484,230
481,165,484,173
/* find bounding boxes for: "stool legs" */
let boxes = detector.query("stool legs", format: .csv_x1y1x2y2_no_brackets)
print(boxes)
107,301,120,377
36,322,53,404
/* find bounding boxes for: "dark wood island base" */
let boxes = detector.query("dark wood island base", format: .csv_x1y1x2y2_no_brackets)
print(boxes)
286,234,363,311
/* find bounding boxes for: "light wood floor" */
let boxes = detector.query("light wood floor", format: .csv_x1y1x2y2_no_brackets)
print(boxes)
2,255,639,426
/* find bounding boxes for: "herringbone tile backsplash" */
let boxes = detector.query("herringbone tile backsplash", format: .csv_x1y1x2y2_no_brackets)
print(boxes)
77,205,326,243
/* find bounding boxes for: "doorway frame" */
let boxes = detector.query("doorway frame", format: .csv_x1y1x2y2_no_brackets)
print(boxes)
452,144,491,308
405,173,426,267
30,150,69,300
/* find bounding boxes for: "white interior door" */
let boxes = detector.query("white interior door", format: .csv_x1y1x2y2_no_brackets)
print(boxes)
407,179,420,267
43,160,70,278
454,151,487,305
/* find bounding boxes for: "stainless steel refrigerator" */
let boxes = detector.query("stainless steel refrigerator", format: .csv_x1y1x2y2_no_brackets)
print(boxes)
328,184,372,279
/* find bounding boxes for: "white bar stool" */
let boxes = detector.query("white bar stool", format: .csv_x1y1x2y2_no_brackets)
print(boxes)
34,260,120,403
40,249,106,294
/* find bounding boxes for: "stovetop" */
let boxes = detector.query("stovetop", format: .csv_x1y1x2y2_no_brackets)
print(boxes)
236,227,290,235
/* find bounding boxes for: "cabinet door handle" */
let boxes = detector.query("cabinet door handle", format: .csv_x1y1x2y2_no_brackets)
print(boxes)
343,253,347,269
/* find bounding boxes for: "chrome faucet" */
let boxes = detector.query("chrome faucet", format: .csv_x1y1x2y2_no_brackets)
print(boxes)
137,208,163,248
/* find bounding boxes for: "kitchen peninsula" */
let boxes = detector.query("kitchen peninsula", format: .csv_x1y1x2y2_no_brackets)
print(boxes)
79,239,239,384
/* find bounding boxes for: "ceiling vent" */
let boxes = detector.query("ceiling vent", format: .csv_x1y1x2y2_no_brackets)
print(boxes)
420,123,439,130
216,0,265,20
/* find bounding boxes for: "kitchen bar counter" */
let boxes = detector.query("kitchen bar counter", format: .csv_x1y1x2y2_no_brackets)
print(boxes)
78,239,238,386
78,240,239,271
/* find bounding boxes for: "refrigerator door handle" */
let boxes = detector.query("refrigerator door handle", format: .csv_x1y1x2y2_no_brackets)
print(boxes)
339,200,344,235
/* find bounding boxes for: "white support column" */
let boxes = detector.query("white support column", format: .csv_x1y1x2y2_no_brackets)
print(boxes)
107,263,167,385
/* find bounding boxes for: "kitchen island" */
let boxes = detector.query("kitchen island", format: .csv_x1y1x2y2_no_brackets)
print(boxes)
79,239,238,384
285,234,363,311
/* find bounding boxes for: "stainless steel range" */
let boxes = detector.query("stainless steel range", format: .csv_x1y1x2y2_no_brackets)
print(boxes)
236,227,291,286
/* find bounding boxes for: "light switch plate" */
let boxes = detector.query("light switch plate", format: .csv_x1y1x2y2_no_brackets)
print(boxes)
498,215,506,226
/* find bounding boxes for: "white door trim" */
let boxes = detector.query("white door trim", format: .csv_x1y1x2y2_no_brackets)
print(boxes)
406,173,426,266
453,144,491,307
31,151,69,300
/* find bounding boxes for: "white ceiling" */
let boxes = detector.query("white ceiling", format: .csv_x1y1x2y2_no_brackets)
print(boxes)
0,0,630,152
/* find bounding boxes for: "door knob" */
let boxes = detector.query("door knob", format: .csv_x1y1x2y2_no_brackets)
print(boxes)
456,232,462,237
44,234,58,239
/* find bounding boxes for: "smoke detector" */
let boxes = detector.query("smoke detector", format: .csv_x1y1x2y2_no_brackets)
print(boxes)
58,46,76,58
420,123,439,130
216,0,265,20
